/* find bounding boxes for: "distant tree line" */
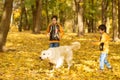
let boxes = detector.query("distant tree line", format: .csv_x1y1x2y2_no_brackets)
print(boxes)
0,0,120,51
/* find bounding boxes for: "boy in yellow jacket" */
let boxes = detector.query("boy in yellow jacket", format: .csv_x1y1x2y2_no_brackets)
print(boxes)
98,24,112,71
46,15,64,47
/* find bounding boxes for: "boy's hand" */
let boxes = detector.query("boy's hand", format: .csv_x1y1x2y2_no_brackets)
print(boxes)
91,40,99,45
59,34,62,40
92,41,99,45
47,33,50,38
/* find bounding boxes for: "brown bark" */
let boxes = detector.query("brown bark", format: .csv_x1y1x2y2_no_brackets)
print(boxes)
31,5,36,33
118,0,120,38
22,4,29,30
73,0,78,33
19,0,29,32
0,0,13,51
112,0,118,41
77,0,84,36
87,0,94,33
78,11,84,36
45,0,49,26
73,12,77,33
102,0,109,25
34,0,42,34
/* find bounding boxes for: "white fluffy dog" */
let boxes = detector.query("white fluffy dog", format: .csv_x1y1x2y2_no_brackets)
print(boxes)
40,42,80,69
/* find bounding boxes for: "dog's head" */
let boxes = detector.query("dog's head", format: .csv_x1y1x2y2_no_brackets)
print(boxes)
39,50,52,60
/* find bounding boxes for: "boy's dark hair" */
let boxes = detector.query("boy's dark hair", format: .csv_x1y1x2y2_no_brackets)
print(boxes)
98,24,106,32
51,15,58,20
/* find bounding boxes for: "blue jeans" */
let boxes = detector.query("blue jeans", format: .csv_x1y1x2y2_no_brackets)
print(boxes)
50,43,59,48
100,53,111,70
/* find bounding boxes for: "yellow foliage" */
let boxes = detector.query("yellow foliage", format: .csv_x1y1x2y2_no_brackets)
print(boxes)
13,9,21,19
79,2,84,6
0,30,120,80
42,10,46,16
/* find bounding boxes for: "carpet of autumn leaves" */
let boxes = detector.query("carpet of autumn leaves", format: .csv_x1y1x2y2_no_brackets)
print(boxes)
0,27,120,80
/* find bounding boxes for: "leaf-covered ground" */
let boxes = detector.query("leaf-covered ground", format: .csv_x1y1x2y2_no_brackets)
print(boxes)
0,29,120,80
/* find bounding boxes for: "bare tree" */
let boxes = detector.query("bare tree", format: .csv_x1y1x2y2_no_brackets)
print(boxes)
102,0,109,25
74,0,84,36
0,0,13,51
45,0,49,26
19,0,29,32
118,0,120,38
33,0,42,34
112,0,118,41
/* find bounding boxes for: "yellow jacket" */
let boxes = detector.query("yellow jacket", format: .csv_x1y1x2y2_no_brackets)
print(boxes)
93,33,110,53
99,33,110,53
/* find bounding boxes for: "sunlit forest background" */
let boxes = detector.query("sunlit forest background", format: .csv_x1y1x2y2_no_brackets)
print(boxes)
0,0,120,80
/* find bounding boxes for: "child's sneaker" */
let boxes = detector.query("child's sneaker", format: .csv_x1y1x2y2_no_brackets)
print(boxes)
108,67,113,72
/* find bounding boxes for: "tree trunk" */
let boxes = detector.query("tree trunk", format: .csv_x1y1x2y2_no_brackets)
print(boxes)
59,10,66,27
0,0,13,52
31,5,36,33
19,0,29,32
78,12,84,36
19,10,23,32
87,0,94,33
22,3,29,30
45,0,49,26
112,0,118,41
34,0,42,34
102,0,108,24
73,12,77,33
91,0,96,33
73,0,78,33
77,0,84,36
118,0,120,38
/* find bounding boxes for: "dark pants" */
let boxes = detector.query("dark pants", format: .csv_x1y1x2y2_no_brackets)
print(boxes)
50,43,60,48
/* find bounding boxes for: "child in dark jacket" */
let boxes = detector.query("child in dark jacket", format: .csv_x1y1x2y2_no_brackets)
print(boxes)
46,15,64,47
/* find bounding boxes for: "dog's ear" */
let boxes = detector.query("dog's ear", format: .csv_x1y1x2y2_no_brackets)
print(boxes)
41,50,46,54
47,50,52,56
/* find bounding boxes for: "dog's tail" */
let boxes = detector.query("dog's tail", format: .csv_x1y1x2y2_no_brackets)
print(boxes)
70,42,80,50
